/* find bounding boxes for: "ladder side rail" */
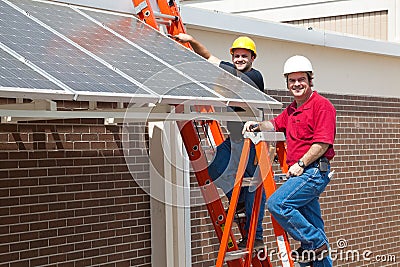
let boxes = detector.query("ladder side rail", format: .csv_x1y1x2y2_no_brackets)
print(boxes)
177,120,243,267
215,138,251,267
207,120,225,146
243,184,264,267
256,141,294,267
276,141,288,173
157,0,192,49
132,0,159,30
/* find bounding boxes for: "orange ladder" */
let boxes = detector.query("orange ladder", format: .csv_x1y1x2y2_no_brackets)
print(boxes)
132,1,272,266
216,131,295,267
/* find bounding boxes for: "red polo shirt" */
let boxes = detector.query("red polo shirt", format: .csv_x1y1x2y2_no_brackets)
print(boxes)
272,91,336,166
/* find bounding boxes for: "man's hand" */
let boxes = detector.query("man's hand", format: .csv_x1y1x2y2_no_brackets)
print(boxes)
172,33,193,43
242,121,260,134
242,120,275,134
171,33,215,62
287,163,304,177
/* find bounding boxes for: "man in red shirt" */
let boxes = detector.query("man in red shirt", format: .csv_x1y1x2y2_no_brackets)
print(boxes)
243,55,335,266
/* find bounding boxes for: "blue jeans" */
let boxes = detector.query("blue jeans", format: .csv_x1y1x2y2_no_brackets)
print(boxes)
208,138,266,240
267,162,332,266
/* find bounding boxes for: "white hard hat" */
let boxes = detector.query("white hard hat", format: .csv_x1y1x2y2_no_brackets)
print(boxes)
283,55,313,75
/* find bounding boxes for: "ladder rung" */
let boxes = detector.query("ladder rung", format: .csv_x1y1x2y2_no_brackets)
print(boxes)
155,19,172,26
225,249,249,261
153,11,179,21
242,177,259,187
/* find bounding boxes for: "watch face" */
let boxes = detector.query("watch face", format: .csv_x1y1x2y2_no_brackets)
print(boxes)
298,160,305,168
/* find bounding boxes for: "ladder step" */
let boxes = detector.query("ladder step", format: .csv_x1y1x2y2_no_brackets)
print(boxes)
153,11,179,21
225,245,267,262
225,249,249,261
274,173,288,182
242,177,259,187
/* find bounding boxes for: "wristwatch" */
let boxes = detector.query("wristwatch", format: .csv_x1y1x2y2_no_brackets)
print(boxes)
297,160,306,168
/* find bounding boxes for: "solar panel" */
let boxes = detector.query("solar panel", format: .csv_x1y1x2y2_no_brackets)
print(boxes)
0,0,156,102
83,9,203,67
9,0,221,99
0,0,281,109
0,49,61,90
83,8,279,105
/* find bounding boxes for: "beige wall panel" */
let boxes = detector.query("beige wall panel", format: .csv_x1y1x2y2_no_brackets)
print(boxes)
186,28,400,98
346,15,353,33
370,12,376,37
285,11,388,40
381,13,388,40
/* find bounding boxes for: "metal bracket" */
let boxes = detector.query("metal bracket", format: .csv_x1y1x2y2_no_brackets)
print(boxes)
243,131,286,144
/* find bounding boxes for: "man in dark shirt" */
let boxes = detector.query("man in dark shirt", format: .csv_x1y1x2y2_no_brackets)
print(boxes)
173,33,265,248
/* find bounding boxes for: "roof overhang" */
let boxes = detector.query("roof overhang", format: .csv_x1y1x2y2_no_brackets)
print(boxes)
180,5,400,58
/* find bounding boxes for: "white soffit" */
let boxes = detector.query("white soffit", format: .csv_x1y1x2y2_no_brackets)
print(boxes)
180,5,400,58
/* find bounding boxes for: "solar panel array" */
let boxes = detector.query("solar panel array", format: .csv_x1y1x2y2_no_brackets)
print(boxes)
0,0,281,109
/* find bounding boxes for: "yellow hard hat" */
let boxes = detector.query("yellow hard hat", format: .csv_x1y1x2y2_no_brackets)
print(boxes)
230,36,257,58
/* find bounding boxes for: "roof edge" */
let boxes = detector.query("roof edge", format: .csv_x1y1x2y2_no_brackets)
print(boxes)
180,6,400,58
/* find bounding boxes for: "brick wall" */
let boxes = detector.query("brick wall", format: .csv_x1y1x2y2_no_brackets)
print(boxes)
1,90,399,267
190,89,400,266
0,109,151,266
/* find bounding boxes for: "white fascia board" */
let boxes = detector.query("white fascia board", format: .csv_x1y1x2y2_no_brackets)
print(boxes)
240,0,394,22
180,6,400,58
183,0,394,22
324,32,400,57
182,0,334,13
181,6,325,45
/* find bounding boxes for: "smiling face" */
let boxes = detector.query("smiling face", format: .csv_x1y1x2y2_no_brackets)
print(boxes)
287,72,313,105
231,48,254,72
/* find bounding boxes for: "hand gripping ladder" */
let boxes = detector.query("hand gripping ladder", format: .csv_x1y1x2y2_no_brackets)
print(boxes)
216,132,295,267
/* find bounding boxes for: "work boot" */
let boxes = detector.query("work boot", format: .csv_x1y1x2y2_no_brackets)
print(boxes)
291,243,329,263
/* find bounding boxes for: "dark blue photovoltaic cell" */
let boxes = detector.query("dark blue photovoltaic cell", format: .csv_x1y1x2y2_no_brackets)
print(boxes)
11,0,218,98
0,49,61,90
0,0,151,96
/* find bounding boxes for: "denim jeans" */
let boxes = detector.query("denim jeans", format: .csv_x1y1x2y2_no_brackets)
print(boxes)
208,138,266,240
267,162,332,266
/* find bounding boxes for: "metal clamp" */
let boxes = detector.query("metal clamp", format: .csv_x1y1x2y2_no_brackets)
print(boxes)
243,131,286,144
